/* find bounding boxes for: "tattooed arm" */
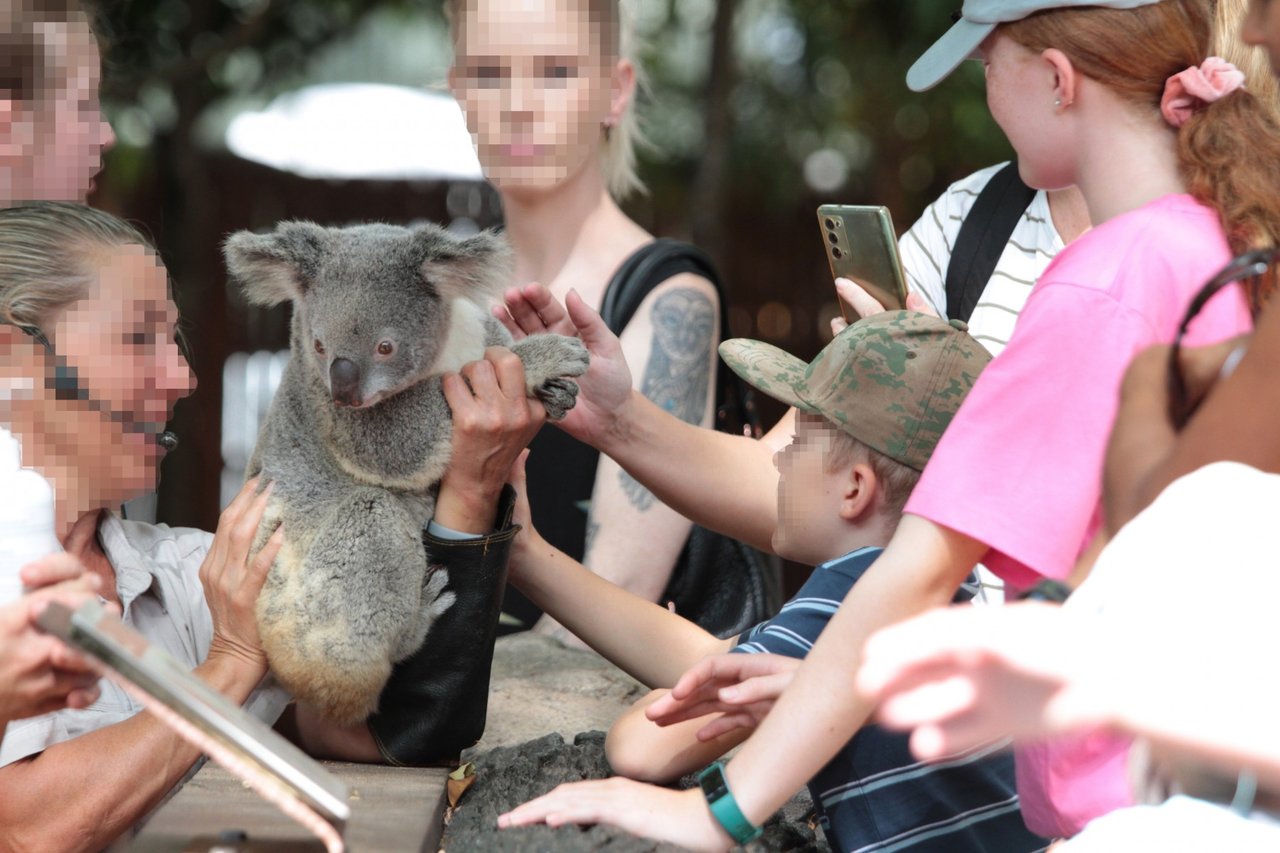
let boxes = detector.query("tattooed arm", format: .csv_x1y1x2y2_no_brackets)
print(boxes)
535,275,720,637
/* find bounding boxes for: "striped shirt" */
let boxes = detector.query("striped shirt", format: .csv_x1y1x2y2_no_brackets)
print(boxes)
897,162,1065,356
732,547,1048,853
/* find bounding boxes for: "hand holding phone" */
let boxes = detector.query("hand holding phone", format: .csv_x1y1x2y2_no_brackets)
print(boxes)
818,205,908,317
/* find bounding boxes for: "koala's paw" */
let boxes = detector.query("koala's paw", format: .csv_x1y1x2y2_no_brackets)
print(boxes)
537,377,581,421
513,334,590,387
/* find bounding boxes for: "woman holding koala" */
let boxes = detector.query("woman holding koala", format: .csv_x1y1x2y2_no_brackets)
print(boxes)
447,0,733,638
0,201,521,849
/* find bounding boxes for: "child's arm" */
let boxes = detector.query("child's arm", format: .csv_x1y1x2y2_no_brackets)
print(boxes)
605,681,747,784
507,453,728,688
499,514,985,850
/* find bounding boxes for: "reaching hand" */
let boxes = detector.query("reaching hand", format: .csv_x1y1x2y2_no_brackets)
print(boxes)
438,347,547,533
1,554,110,724
856,603,1105,760
645,653,802,741
496,285,634,450
498,779,731,852
199,478,283,675
494,282,579,339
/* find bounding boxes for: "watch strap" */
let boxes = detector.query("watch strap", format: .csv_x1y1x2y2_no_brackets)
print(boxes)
698,760,763,845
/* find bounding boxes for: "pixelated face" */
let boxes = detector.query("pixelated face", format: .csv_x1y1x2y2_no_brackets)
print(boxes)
772,412,852,565
43,244,194,502
1244,0,1280,71
979,33,1073,191
296,230,453,410
7,18,115,203
451,0,616,192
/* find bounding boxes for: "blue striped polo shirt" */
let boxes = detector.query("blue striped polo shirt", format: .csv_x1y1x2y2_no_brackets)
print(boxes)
732,547,1049,853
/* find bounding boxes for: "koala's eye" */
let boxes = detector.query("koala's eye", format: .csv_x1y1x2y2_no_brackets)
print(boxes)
314,339,325,355
377,341,395,356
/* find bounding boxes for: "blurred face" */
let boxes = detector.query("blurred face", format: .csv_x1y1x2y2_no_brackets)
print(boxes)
5,18,115,204
772,413,852,566
42,244,195,505
980,32,1075,191
1243,0,1280,73
450,0,618,194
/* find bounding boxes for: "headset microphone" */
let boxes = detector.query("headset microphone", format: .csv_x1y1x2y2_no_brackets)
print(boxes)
14,324,180,451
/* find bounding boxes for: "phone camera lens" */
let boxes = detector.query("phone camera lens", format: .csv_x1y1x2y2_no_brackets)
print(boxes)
827,232,839,245
832,247,843,259
824,218,836,230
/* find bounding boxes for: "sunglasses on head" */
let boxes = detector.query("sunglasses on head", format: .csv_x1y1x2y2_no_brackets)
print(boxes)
1167,248,1278,429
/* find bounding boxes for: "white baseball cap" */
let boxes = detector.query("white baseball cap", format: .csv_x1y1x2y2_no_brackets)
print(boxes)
906,0,1165,92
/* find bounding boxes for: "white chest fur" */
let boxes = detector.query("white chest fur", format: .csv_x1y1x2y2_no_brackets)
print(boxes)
432,298,491,375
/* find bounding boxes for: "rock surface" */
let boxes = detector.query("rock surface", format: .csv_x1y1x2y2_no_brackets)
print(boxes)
441,633,829,852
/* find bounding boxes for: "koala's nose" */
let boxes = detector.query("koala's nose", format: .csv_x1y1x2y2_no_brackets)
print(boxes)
330,358,363,407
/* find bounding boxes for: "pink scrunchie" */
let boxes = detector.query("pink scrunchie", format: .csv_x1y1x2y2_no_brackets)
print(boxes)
1160,56,1246,128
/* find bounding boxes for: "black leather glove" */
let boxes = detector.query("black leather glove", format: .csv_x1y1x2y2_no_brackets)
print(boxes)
366,485,517,766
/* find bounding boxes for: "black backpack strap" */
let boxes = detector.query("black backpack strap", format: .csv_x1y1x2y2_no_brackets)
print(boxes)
944,161,1037,324
600,239,760,436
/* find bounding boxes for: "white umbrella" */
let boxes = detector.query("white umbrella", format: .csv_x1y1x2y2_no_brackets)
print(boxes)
226,82,483,182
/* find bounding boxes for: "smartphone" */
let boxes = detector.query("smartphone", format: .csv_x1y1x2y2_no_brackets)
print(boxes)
817,204,908,317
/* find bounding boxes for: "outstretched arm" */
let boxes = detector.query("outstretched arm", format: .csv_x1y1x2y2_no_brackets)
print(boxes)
499,516,984,849
507,453,731,687
497,283,786,553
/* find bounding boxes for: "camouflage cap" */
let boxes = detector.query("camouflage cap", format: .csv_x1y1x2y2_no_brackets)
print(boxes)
719,311,991,471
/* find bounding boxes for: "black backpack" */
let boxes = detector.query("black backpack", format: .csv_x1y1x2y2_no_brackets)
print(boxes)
945,161,1038,324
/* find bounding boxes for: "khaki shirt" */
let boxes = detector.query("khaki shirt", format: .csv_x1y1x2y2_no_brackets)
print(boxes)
0,512,289,767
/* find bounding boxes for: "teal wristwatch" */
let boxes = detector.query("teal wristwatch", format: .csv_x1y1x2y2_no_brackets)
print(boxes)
698,760,763,845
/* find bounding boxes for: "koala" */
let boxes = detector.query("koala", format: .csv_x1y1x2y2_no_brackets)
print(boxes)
223,220,588,724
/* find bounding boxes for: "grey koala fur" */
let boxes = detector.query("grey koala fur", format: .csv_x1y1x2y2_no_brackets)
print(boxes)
223,220,588,724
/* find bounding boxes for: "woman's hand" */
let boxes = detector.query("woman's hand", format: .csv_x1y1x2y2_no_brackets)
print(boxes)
1,554,109,723
495,282,579,339
498,780,731,852
199,478,282,676
438,347,547,534
495,285,634,451
645,653,802,742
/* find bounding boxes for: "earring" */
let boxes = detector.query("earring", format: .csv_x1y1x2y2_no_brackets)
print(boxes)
602,119,613,142
1054,98,1062,107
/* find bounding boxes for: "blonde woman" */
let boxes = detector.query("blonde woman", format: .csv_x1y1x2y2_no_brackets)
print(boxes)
448,0,730,637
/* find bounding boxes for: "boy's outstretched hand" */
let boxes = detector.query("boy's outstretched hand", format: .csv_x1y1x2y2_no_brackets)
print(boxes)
493,284,633,451
498,778,731,852
645,653,801,742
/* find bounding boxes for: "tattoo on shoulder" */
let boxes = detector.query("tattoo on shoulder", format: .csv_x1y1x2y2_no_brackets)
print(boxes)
619,287,715,511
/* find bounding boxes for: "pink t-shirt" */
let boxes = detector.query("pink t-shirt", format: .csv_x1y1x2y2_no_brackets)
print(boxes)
904,194,1252,837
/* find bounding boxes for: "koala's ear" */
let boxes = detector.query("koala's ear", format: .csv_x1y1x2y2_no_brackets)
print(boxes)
224,221,329,307
414,227,513,303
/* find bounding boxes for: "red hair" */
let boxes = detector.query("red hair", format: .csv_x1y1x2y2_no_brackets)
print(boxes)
1005,0,1280,309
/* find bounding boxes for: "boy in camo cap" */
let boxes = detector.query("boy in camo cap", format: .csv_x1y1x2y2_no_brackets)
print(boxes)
503,310,1044,852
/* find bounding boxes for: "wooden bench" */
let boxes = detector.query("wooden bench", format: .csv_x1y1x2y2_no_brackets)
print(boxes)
129,761,449,852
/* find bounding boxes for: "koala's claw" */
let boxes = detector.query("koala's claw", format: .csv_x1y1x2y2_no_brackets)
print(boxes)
537,377,581,421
